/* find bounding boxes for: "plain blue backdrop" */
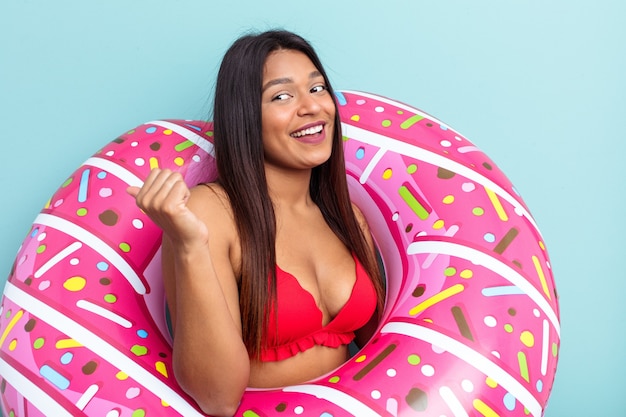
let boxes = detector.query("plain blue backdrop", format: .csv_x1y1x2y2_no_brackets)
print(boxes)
1,1,624,416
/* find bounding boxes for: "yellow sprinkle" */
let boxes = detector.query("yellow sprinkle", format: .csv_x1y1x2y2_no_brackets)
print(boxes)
460,269,473,279
520,330,535,347
409,284,464,316
539,240,546,250
155,361,168,378
442,195,455,204
355,354,367,363
161,399,170,407
473,398,500,417
432,219,445,230
532,255,551,300
56,339,83,349
44,198,51,209
149,157,159,170
63,276,87,291
174,157,184,166
116,371,129,380
485,187,508,221
350,115,360,122
0,309,23,347
486,377,498,388
382,168,393,179
8,339,18,351
163,129,173,135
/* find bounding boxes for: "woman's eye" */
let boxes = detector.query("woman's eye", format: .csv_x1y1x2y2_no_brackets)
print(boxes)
272,93,291,101
311,85,327,94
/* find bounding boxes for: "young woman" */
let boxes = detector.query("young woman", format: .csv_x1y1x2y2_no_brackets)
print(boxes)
128,30,385,417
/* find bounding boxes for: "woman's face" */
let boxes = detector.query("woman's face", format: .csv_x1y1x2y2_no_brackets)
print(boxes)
260,49,336,173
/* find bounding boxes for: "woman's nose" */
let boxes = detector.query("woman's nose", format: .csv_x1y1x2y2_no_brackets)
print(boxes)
297,93,321,116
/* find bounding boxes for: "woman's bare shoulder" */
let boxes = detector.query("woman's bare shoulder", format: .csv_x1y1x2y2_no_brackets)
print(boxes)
188,183,237,239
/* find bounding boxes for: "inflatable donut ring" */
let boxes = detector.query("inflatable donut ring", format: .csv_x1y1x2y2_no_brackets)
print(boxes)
0,91,560,416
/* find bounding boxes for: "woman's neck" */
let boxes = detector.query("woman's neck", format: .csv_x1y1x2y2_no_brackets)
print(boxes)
264,165,314,209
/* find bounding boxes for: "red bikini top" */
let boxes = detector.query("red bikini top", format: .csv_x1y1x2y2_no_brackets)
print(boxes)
260,253,377,362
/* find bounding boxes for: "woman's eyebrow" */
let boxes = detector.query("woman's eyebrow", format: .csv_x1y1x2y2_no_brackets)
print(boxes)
262,70,323,93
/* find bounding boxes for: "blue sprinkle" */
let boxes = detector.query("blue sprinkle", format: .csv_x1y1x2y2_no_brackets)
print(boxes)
97,171,107,180
536,379,543,392
503,392,516,411
320,413,334,417
439,124,448,131
356,148,365,160
78,169,90,203
31,227,39,238
96,261,109,272
137,329,148,339
146,126,158,134
185,123,202,132
335,92,347,106
60,352,73,365
484,232,496,243
40,365,70,390
481,286,524,297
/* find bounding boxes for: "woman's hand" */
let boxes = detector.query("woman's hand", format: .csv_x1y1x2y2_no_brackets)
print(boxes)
127,168,209,248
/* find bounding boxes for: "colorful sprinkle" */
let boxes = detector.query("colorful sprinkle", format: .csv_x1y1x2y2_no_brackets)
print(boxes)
484,316,497,327
452,305,474,341
0,309,24,347
78,169,90,203
56,339,82,349
60,352,73,365
485,187,508,221
520,330,535,347
400,114,424,130
131,345,148,356
407,354,421,365
33,338,45,349
63,276,86,291
532,255,551,300
40,365,70,389
494,227,519,254
126,387,140,399
459,269,473,279
409,284,464,316
399,182,431,220
473,398,499,417
503,392,516,411
175,141,198,154
104,294,117,303
156,361,168,377
96,262,109,271
354,344,396,380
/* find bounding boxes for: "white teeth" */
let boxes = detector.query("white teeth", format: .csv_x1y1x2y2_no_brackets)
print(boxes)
291,124,323,138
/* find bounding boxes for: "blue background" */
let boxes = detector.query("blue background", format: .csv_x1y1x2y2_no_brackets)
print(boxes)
1,1,624,415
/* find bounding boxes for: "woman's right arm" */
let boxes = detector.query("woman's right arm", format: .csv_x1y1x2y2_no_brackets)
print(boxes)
128,169,248,417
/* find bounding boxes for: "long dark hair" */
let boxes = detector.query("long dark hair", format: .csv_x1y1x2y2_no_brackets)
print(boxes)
213,30,384,358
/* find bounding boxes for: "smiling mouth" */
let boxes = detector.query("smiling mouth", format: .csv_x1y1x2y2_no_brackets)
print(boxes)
290,124,324,138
